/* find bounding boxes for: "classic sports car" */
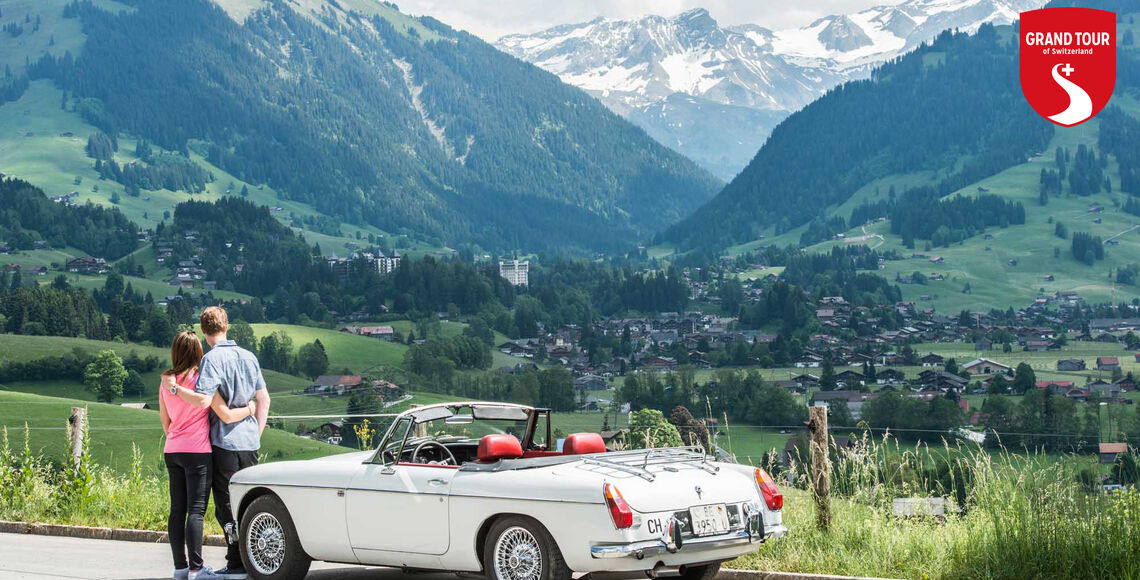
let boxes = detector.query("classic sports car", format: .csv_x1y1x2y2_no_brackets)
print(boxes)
230,402,786,580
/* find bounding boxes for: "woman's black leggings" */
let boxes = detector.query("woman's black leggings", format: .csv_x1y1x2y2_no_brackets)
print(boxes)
166,452,212,570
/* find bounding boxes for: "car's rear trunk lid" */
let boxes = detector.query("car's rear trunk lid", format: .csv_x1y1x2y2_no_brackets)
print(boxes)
571,448,755,513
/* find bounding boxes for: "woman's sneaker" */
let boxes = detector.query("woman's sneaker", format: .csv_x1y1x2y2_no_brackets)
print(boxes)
173,568,189,580
188,566,219,580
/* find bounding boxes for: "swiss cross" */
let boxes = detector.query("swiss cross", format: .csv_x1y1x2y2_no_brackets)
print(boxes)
1061,63,1075,76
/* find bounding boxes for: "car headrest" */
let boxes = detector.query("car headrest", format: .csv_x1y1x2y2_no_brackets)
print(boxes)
563,432,607,455
477,434,523,462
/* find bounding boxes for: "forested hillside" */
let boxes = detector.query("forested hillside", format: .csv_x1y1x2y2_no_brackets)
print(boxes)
13,0,719,253
660,25,1053,251
0,177,138,259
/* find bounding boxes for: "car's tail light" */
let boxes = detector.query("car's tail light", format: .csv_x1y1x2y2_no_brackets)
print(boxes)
603,483,633,529
755,468,783,511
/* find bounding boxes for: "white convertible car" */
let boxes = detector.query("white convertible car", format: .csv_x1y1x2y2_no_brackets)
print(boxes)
230,402,787,580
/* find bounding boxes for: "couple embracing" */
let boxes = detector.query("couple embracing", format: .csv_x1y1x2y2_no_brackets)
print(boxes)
158,307,272,580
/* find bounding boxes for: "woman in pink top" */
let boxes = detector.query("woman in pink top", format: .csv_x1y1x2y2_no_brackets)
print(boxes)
159,331,256,580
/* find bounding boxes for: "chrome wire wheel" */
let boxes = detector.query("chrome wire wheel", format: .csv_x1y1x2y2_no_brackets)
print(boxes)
247,511,286,575
493,526,543,580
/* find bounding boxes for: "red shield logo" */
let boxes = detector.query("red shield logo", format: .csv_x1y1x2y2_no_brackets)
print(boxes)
1020,8,1116,127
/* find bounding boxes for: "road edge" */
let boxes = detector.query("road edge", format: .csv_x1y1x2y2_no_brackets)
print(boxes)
0,522,900,580
0,520,226,547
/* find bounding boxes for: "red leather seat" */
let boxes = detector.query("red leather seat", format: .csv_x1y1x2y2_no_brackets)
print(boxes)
477,434,523,462
563,433,607,455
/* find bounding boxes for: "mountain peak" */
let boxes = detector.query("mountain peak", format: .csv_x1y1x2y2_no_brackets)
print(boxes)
817,15,873,52
675,7,714,25
497,0,1047,178
676,7,711,19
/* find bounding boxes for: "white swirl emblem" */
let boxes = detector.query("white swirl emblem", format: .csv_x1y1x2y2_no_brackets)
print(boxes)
1047,63,1093,126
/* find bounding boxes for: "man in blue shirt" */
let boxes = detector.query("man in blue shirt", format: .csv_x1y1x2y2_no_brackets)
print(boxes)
170,306,270,579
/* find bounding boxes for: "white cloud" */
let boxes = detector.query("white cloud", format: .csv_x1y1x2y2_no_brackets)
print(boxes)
394,0,906,41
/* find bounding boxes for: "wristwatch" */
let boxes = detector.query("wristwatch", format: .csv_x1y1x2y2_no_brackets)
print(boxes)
169,384,178,395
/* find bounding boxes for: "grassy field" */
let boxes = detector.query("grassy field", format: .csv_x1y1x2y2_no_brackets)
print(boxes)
249,323,408,374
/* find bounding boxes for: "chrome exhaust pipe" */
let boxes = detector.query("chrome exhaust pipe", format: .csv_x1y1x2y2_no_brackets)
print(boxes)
648,564,683,578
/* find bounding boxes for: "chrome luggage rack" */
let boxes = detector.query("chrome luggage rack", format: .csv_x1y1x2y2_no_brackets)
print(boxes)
579,446,719,481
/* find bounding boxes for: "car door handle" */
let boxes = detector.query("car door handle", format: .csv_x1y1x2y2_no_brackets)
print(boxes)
427,478,448,486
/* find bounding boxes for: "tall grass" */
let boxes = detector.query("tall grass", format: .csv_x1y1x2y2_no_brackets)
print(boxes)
0,424,222,534
737,430,1140,579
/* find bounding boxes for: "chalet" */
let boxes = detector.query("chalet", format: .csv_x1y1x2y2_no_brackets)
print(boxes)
811,391,874,419
306,375,364,395
919,370,969,391
344,325,395,340
498,339,538,358
974,338,993,351
876,368,906,383
794,353,823,368
315,421,344,445
790,374,819,388
1054,291,1080,306
120,402,151,410
1036,380,1074,395
1099,443,1129,464
1064,388,1090,401
642,356,677,371
1056,359,1086,371
1023,340,1055,352
962,358,1012,376
772,380,807,394
65,256,108,275
834,370,865,387
1089,380,1122,399
371,380,403,401
574,374,608,391
1096,357,1121,371
26,266,47,276
1115,377,1136,392
920,353,945,367
600,430,628,450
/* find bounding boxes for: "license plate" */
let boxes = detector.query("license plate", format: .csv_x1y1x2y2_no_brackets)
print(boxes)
689,504,730,537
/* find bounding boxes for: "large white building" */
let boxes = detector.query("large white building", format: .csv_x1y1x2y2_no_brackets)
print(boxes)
499,259,529,286
375,250,401,275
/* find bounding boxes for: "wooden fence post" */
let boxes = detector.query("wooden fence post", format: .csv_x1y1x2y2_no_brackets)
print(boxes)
68,407,86,467
808,405,831,532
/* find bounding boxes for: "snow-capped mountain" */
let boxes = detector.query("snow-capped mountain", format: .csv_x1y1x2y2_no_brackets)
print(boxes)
497,0,1045,179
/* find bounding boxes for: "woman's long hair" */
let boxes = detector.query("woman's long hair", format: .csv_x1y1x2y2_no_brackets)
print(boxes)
164,330,203,378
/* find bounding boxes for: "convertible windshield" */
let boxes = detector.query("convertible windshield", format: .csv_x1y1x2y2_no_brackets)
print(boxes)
419,417,529,441
374,405,544,466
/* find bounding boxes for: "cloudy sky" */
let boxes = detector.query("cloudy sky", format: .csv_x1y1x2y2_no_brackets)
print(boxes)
395,0,905,41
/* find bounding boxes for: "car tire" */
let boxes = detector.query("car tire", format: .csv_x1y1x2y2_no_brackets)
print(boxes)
239,494,311,580
483,516,571,580
681,563,721,580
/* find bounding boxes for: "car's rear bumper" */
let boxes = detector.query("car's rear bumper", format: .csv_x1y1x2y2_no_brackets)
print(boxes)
590,525,788,560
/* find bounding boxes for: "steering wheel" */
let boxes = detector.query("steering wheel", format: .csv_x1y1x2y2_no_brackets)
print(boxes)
411,440,457,466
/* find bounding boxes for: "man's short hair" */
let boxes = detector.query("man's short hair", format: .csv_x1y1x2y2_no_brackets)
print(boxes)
200,306,229,336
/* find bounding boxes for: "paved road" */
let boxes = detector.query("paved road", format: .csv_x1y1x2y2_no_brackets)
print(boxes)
0,533,462,580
